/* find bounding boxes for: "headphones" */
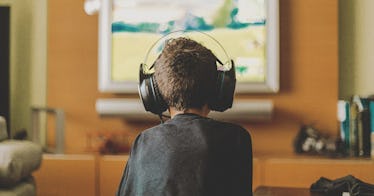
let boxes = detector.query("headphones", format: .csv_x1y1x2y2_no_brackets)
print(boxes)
138,31,236,116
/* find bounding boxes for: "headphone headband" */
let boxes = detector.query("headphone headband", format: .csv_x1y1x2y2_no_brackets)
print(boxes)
141,30,233,74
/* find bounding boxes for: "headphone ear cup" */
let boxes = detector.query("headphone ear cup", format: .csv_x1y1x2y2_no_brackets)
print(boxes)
139,74,168,115
151,76,168,113
209,61,236,112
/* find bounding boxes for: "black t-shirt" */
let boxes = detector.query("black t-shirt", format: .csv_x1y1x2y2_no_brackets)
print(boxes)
117,113,253,196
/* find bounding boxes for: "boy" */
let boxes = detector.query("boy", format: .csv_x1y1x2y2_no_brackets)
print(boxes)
117,37,252,196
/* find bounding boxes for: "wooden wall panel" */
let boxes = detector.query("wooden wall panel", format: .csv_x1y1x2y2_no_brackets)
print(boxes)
47,0,338,154
34,154,96,196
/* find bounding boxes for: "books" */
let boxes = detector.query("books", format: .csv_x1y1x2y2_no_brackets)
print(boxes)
338,96,374,158
370,101,374,157
337,100,350,152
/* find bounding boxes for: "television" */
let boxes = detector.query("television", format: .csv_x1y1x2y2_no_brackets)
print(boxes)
97,0,279,94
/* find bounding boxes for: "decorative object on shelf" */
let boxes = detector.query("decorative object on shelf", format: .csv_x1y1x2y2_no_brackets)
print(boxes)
30,107,65,154
85,130,131,154
293,125,346,157
13,128,28,140
84,0,100,15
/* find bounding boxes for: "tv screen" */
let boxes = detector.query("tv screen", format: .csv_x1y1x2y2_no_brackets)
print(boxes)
98,0,279,94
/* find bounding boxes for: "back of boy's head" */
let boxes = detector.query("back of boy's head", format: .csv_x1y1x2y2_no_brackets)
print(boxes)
154,37,217,111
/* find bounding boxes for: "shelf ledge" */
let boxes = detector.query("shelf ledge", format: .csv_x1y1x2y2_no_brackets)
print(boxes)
96,98,273,122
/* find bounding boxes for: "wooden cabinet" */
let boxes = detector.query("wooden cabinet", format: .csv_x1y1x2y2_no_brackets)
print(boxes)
98,155,128,196
33,154,374,196
33,154,96,196
259,156,374,188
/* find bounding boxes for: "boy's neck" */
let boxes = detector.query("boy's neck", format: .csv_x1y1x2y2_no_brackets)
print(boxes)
169,105,210,118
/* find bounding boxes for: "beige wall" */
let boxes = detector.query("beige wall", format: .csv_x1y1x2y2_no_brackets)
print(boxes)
339,0,374,98
0,0,47,137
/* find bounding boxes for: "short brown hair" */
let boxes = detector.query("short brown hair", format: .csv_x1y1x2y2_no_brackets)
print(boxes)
154,37,217,111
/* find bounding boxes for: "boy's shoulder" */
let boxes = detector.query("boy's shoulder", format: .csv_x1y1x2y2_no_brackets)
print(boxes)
141,116,249,136
205,117,249,133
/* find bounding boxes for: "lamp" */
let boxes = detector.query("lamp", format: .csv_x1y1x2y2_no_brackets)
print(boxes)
84,0,101,15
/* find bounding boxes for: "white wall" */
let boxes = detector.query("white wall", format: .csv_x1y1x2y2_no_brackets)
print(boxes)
0,0,47,137
339,0,374,98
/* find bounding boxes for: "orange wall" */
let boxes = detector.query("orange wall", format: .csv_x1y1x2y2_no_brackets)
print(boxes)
47,0,338,154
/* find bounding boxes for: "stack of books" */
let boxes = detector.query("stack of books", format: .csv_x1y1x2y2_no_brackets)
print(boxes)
338,95,374,158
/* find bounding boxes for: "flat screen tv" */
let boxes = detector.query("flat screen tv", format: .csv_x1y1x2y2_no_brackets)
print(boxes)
98,0,279,94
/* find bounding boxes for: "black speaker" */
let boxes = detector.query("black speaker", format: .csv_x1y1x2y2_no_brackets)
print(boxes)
0,7,10,137
138,31,236,116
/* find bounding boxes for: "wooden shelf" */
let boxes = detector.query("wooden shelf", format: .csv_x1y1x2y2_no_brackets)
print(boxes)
33,153,374,196
95,98,274,122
